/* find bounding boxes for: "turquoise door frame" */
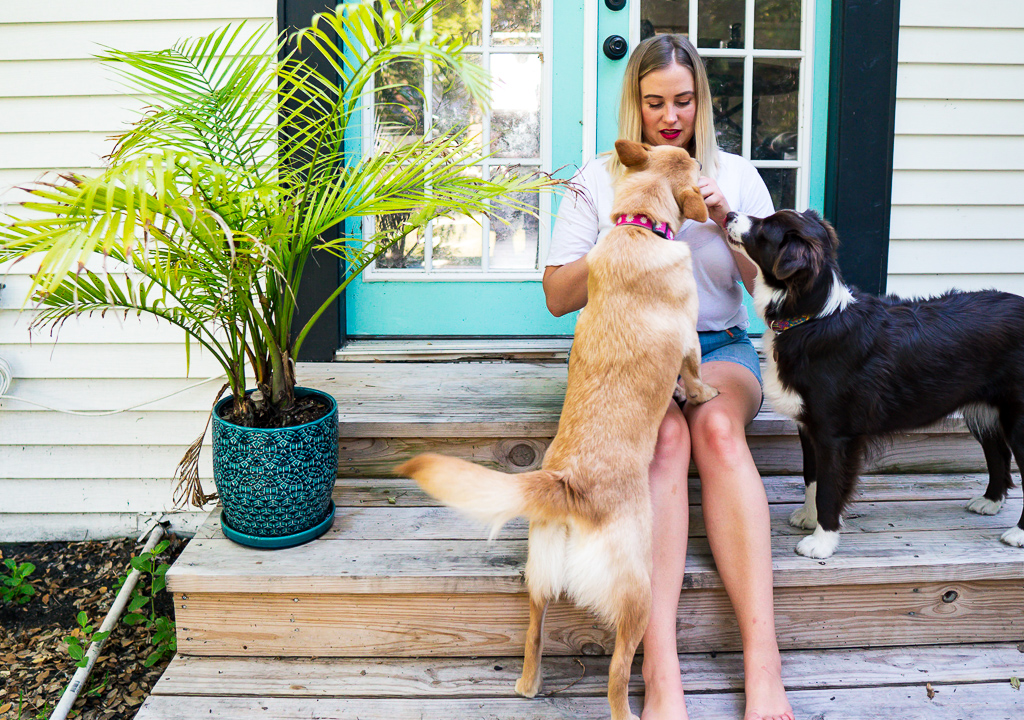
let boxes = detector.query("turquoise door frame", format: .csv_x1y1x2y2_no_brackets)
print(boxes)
344,0,831,338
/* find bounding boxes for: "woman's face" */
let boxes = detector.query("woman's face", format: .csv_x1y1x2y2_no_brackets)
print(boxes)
639,62,697,148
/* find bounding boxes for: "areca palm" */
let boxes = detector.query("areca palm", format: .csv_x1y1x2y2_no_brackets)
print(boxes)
1,0,558,426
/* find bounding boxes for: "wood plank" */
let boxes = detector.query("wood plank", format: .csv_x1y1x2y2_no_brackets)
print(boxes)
173,580,1024,658
0,445,212,480
0,97,147,134
890,206,1024,241
152,643,1024,697
0,20,275,62
893,136,1024,171
900,0,1024,28
888,274,1024,298
133,683,1024,720
899,27,1024,64
895,99,1024,137
0,478,178,513
891,170,1024,207
338,433,988,476
0,378,219,412
192,498,1024,543
0,1,276,24
0,511,204,542
888,239,1024,275
169,526,1024,594
0,411,213,446
897,64,1024,101
327,474,998,508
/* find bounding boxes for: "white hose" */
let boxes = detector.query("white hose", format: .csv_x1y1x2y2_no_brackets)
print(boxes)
49,522,166,720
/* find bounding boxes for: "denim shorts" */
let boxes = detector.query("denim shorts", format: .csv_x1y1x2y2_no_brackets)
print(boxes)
699,326,762,386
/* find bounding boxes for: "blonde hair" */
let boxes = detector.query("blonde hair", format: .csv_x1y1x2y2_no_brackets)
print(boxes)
610,34,720,180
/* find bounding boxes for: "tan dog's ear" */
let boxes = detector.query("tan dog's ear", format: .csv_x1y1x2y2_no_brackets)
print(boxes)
679,185,708,223
615,139,648,167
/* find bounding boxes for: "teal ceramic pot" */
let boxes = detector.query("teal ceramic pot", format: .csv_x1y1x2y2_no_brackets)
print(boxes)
212,387,338,549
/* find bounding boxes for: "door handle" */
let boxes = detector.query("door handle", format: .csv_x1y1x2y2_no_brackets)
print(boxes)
603,35,628,60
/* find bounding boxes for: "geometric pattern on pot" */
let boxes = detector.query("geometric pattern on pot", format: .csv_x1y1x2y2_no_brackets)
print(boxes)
212,388,339,538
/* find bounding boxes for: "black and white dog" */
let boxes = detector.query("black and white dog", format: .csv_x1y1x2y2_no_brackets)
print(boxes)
724,208,1024,558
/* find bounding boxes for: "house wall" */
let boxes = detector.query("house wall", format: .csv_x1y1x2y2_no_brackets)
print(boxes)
0,1,276,541
888,0,1024,297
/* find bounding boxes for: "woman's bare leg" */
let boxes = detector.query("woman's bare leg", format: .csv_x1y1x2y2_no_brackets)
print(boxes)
685,361,793,720
641,398,692,720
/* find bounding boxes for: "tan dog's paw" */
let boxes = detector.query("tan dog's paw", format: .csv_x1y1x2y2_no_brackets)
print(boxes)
672,383,689,404
515,675,540,698
688,383,719,405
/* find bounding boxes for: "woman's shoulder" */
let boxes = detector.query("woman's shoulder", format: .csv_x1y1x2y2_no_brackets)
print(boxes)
716,150,758,177
574,154,613,185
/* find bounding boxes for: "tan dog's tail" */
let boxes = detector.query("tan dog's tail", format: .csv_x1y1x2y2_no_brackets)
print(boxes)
396,453,572,539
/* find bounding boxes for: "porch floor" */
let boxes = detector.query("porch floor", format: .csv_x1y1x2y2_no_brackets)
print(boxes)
139,362,1024,719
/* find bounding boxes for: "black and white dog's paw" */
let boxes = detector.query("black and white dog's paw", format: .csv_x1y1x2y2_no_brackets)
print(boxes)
1001,526,1024,548
795,526,840,558
672,382,688,404
966,495,1003,516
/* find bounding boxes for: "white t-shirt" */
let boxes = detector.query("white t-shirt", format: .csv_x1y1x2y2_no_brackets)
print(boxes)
545,151,774,332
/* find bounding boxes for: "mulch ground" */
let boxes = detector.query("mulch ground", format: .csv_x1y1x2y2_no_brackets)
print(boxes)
0,535,187,720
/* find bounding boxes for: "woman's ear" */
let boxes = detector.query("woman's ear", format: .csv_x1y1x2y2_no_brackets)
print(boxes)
679,185,708,223
615,139,648,167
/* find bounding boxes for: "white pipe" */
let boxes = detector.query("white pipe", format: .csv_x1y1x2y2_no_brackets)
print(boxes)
50,522,166,720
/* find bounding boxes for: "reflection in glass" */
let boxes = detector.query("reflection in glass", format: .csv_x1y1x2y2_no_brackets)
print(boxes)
433,167,484,269
752,58,799,161
491,54,542,158
639,0,690,40
375,60,425,138
377,211,426,269
697,0,745,49
489,166,540,270
757,168,796,211
433,53,484,154
435,0,483,46
754,0,801,50
705,57,744,155
492,0,541,46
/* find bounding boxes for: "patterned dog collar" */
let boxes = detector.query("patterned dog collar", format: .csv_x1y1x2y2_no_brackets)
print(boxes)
768,315,813,333
615,213,674,241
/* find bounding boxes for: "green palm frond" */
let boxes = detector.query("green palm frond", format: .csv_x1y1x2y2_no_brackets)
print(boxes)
1,0,565,425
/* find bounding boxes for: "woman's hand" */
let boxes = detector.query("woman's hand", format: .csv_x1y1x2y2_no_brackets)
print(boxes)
698,176,732,227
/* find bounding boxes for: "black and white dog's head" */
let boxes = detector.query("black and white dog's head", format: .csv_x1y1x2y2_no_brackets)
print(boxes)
723,209,854,322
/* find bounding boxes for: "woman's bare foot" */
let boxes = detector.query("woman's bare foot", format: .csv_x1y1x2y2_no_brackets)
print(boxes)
641,665,690,720
743,656,794,720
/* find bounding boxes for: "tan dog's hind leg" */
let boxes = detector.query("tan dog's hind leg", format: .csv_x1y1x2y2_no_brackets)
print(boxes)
607,589,651,720
677,346,719,405
515,593,549,698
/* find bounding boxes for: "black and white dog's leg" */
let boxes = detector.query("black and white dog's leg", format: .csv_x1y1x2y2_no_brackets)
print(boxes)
1000,413,1024,548
796,435,862,559
964,405,1012,516
789,426,818,529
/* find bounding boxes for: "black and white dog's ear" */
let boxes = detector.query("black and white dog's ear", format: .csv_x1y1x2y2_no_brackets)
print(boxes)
772,237,815,280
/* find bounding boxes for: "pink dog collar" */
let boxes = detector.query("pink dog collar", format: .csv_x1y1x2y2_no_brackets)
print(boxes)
615,213,674,241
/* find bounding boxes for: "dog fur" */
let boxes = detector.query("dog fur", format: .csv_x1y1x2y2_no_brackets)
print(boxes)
725,208,1024,558
396,140,715,720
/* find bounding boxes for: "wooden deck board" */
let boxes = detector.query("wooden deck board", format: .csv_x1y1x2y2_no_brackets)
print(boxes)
330,474,1003,507
151,644,1024,697
173,580,1024,657
135,681,1024,720
169,527,1024,594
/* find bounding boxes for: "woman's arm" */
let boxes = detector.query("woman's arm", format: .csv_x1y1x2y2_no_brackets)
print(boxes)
542,255,589,317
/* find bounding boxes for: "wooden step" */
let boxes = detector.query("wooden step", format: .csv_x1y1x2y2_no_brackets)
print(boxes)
136,644,1024,719
295,362,993,476
168,477,1024,658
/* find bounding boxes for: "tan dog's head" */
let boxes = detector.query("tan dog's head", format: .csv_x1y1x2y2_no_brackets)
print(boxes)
614,139,708,225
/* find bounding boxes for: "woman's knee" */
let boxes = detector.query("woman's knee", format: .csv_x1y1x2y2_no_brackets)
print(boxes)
653,404,690,464
690,406,745,461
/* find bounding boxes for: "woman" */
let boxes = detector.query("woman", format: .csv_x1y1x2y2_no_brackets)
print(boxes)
543,34,794,720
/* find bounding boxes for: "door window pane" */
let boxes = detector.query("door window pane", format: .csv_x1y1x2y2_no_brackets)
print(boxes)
491,53,542,158
640,0,689,40
433,168,484,269
436,0,483,45
698,0,745,49
706,57,745,155
752,58,799,160
377,211,426,269
489,166,540,270
433,53,484,154
757,168,796,210
754,0,801,50
375,60,425,139
492,0,542,46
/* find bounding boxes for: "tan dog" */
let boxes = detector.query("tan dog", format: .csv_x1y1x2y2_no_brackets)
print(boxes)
396,140,715,720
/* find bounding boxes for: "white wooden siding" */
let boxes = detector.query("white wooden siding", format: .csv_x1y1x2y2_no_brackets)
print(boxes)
0,1,276,541
888,1,1024,298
